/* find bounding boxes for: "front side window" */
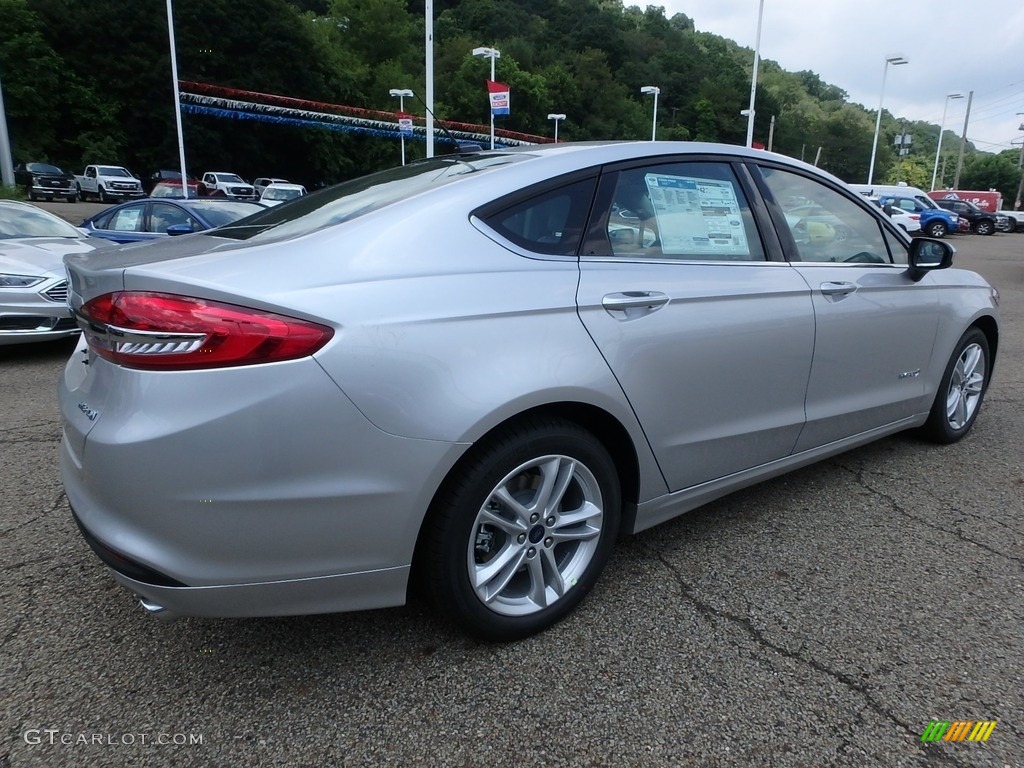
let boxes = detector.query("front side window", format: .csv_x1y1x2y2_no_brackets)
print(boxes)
149,203,197,233
586,162,765,261
761,167,898,264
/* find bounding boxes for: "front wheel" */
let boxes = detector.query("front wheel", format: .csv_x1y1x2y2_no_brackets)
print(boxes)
98,185,108,204
974,220,994,236
421,418,621,640
920,328,990,444
925,220,947,238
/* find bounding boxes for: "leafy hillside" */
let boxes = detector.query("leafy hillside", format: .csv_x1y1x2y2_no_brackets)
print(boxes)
1,0,1018,197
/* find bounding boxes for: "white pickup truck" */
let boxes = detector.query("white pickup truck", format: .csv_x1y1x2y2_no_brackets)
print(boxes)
74,165,145,203
198,171,258,200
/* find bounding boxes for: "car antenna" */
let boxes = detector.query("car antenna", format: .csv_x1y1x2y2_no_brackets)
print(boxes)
410,93,484,154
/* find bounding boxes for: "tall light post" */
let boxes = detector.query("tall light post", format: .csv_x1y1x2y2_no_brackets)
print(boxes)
867,55,908,185
745,0,766,148
425,0,434,157
930,92,963,191
472,46,500,150
389,88,413,166
1015,114,1024,210
547,113,566,143
640,86,660,141
0,63,14,187
166,0,189,197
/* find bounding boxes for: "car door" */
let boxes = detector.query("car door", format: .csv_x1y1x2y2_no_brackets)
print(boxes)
575,158,816,492
754,164,939,451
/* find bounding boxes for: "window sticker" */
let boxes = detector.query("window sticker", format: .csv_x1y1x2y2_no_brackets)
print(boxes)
112,209,143,231
643,174,749,256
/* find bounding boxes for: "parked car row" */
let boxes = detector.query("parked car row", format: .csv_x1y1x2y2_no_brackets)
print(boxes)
14,162,308,205
0,194,268,345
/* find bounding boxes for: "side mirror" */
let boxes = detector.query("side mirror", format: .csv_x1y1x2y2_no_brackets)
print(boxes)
166,224,194,236
907,238,954,281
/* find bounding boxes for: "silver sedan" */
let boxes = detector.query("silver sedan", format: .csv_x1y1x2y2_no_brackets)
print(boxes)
0,200,109,345
59,142,999,640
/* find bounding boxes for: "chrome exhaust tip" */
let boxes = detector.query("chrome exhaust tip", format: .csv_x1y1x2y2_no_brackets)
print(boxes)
137,597,179,621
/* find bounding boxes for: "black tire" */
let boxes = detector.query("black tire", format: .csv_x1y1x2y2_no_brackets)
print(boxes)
925,220,947,238
98,185,108,204
67,195,78,203
420,417,621,641
973,219,994,236
919,328,990,444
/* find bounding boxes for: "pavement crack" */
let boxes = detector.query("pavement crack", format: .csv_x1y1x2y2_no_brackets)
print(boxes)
0,491,68,536
832,463,1022,565
641,541,971,763
0,617,24,651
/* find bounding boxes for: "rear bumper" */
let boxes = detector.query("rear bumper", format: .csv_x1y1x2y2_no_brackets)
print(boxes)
59,354,467,617
70,502,410,618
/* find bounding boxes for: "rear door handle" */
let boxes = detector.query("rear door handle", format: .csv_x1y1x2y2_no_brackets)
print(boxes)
820,281,857,299
601,291,669,319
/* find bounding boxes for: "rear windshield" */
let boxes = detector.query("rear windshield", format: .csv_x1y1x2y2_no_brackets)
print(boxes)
210,153,529,242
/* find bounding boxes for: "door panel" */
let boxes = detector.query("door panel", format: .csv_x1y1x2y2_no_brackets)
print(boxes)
576,160,814,492
756,165,940,450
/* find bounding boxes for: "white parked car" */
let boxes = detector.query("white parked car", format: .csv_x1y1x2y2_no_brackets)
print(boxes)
259,183,307,206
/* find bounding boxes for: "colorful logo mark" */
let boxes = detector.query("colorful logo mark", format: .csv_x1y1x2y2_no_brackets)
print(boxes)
920,720,997,743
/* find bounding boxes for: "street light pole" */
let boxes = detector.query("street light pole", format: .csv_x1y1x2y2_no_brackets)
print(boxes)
425,0,434,158
930,93,963,191
745,0,765,148
640,86,660,141
1015,114,1024,211
0,63,14,188
868,55,908,185
547,113,566,143
389,88,414,166
166,0,190,197
472,46,500,150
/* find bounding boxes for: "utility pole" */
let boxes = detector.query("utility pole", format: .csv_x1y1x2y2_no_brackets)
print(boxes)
0,63,15,187
767,115,776,151
952,90,973,190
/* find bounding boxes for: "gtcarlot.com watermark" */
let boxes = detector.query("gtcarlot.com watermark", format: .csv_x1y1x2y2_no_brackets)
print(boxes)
24,728,203,746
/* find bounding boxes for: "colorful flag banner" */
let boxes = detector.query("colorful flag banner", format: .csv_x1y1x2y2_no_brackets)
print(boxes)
487,81,510,116
397,112,414,136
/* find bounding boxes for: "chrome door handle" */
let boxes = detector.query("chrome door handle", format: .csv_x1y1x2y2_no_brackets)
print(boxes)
602,291,670,311
820,281,857,297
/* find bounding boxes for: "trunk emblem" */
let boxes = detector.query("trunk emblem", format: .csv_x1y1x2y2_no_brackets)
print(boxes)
77,403,100,421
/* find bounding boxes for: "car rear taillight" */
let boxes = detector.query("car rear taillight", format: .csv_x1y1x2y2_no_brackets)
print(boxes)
79,291,333,370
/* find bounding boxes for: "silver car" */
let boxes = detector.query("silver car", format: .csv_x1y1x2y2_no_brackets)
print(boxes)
0,200,109,345
59,142,999,640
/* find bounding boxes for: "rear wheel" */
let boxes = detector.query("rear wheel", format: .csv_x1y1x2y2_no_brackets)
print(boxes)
925,220,947,238
920,328,990,444
974,220,994,236
421,418,621,640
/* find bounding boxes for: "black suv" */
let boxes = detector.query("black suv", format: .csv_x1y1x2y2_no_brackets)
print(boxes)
933,199,1002,236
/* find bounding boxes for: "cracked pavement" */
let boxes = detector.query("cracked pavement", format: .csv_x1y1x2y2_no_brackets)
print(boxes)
1,236,1021,767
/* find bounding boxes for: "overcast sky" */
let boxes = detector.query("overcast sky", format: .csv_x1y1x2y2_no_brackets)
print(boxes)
659,0,1024,155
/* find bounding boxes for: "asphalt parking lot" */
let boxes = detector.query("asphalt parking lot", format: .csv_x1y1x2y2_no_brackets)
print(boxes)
1,226,1021,767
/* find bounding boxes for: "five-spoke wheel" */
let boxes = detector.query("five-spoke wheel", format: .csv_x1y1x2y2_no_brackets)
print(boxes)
421,418,620,640
921,328,990,443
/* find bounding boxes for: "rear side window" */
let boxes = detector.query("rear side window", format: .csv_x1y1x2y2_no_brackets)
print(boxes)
482,178,597,255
